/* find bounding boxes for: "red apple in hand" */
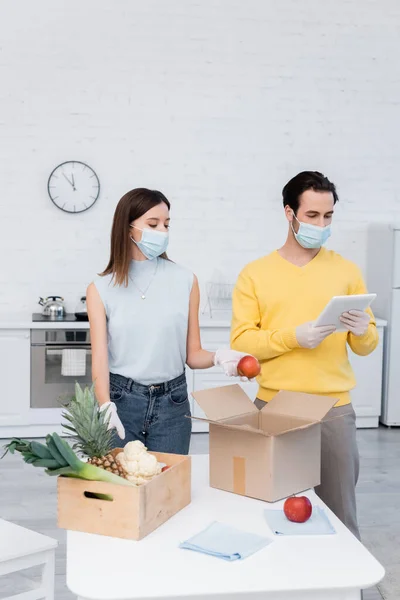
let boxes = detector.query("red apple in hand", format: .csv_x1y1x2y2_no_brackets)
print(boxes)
237,355,261,378
283,496,312,523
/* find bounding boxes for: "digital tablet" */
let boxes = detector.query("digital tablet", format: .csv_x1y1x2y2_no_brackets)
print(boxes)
314,293,377,332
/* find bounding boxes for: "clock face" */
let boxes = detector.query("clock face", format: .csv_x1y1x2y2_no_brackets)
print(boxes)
47,161,100,213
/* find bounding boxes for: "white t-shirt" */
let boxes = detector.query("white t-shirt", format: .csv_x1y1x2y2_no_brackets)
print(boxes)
93,258,194,385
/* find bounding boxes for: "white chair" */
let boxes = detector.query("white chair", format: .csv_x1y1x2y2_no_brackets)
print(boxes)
0,518,57,600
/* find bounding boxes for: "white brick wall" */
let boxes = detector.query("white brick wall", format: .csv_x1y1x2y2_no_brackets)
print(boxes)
0,0,399,315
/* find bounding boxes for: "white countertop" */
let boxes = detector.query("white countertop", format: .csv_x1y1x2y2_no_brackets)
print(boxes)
0,315,234,329
0,315,388,329
0,317,91,330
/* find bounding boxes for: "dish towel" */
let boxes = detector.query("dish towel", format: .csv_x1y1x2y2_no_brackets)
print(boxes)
61,349,87,377
179,521,272,561
264,507,336,536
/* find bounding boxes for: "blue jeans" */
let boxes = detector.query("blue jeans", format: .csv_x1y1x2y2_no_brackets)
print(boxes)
109,372,192,455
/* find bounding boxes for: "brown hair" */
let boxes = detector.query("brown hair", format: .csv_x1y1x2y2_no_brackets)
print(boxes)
100,188,171,286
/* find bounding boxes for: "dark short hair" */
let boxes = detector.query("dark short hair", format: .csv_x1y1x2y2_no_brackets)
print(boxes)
282,171,339,214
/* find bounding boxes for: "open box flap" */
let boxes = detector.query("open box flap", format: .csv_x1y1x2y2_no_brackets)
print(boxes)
191,415,264,434
190,414,319,437
191,384,258,421
261,390,338,422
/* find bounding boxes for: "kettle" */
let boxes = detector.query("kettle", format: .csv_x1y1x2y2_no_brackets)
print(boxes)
75,296,88,321
38,296,66,319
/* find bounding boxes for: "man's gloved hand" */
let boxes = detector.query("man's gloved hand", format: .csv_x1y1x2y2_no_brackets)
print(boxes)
99,401,126,439
213,348,255,381
340,310,370,336
296,322,336,349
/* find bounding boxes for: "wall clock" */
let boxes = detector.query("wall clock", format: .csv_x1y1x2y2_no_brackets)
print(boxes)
47,161,100,213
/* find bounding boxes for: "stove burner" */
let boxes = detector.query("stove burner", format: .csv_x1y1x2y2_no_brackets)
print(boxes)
32,313,89,322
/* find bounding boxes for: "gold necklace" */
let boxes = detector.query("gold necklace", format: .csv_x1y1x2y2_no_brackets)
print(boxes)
129,259,159,299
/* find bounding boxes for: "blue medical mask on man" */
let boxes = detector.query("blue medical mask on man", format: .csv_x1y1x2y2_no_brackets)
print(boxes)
291,214,331,249
130,225,169,260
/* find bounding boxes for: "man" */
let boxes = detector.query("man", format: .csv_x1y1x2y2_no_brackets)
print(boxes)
230,171,378,540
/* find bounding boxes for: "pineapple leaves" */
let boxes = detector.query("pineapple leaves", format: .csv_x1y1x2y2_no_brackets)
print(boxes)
61,382,114,459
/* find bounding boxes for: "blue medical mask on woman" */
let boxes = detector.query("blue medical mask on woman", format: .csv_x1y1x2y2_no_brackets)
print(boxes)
130,225,169,260
291,214,331,249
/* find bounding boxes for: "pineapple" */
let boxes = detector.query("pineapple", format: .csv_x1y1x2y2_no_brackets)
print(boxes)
61,383,127,479
87,453,125,475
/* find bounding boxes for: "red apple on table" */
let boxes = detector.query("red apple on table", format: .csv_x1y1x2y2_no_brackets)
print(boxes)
283,496,312,523
237,355,261,379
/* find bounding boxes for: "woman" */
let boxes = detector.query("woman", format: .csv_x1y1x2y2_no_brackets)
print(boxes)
87,188,249,454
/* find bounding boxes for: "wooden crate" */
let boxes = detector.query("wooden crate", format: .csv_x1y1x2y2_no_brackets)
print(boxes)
57,450,191,540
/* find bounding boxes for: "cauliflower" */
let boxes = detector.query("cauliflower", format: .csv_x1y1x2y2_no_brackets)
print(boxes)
137,452,161,477
116,441,162,485
124,440,146,461
116,453,139,475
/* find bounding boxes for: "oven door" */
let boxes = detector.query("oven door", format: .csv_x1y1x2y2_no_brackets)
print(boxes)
31,344,92,408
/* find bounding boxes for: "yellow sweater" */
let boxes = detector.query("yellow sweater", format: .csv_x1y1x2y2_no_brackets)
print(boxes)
231,248,379,406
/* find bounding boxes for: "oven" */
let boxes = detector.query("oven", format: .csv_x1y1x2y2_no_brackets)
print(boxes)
31,329,92,409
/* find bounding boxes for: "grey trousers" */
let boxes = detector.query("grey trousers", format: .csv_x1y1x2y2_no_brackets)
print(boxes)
255,399,361,540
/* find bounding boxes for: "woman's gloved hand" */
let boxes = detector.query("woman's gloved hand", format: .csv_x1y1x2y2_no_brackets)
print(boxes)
213,348,256,381
99,401,126,439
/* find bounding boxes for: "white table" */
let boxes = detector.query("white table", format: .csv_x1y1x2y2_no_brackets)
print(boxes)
0,518,58,600
67,455,384,600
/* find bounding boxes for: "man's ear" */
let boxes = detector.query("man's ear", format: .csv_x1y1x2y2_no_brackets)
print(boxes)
284,205,294,223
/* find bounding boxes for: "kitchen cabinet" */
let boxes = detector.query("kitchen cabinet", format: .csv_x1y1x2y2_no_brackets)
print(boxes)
0,317,387,437
348,333,384,428
0,329,30,430
190,321,387,431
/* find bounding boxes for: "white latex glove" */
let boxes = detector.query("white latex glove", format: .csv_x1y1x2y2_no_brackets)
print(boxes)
340,310,370,336
213,348,255,381
296,322,336,349
99,401,126,440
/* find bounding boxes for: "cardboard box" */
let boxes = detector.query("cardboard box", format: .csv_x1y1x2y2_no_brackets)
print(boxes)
192,384,337,502
57,450,191,540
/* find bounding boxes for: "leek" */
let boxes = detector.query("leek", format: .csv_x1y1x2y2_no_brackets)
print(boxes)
2,433,134,487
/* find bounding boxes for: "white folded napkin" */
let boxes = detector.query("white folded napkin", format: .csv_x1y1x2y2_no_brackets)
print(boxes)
264,507,336,536
179,521,272,561
61,349,87,377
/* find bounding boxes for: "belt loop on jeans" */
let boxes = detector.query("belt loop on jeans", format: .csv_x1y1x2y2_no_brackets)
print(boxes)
127,378,134,392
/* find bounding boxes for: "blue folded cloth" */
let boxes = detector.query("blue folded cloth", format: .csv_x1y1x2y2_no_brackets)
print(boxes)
179,521,272,561
264,506,336,536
